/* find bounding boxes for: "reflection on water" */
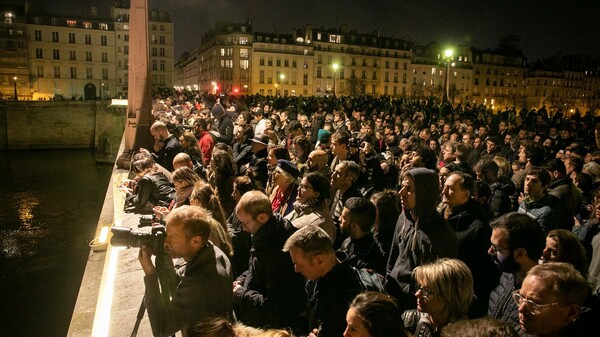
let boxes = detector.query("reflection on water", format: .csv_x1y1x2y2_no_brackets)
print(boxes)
0,150,112,337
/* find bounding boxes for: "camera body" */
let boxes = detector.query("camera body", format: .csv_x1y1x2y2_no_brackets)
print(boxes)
111,225,166,253
348,137,362,148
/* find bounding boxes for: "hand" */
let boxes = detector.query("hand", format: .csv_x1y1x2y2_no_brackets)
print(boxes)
138,148,151,156
138,245,157,276
153,206,170,220
518,192,525,205
308,328,320,337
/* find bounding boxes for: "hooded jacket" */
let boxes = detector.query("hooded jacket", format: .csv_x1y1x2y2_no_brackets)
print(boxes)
489,175,516,218
385,168,458,312
439,198,500,317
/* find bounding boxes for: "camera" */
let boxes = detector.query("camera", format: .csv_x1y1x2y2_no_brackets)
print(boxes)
111,225,166,252
139,214,159,227
348,137,362,148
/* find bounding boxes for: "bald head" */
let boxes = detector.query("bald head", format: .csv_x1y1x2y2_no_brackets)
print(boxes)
307,150,328,172
173,152,193,170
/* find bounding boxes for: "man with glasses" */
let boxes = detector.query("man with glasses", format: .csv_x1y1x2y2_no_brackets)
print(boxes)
487,212,545,335
232,191,305,329
515,262,592,336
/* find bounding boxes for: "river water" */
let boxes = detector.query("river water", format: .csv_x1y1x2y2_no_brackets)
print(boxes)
0,149,112,337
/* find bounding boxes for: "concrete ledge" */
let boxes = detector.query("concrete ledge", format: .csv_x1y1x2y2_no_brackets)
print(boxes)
68,136,154,337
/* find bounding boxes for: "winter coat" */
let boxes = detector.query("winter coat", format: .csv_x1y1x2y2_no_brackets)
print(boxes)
233,213,305,329
547,177,583,230
488,272,527,336
144,242,233,337
339,232,386,275
285,201,336,242
440,199,500,317
306,253,364,337
126,172,174,213
518,194,558,234
385,168,458,312
488,176,516,218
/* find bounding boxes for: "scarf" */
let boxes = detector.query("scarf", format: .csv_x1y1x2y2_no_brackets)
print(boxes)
292,198,322,214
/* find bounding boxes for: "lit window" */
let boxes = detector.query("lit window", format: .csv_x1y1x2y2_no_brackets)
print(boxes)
83,21,92,29
67,20,76,27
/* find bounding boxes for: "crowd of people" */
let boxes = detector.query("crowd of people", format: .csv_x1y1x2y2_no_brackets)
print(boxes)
120,92,600,337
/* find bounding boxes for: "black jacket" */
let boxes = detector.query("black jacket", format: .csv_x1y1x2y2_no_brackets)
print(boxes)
339,232,386,275
488,272,524,336
127,173,174,213
306,253,363,337
144,242,233,337
217,115,234,145
153,134,181,172
243,148,269,189
233,213,305,329
488,176,516,218
385,168,458,312
441,199,500,318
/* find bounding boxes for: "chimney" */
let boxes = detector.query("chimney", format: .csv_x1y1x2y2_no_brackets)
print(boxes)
90,6,98,17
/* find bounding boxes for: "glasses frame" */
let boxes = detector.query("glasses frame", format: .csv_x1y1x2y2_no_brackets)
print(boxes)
490,245,510,255
415,285,434,301
512,291,560,314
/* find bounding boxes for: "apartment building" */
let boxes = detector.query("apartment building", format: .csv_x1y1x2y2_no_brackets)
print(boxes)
0,4,29,100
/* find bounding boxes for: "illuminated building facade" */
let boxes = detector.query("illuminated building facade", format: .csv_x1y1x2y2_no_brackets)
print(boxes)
174,22,253,94
0,4,29,100
526,54,600,114
111,2,175,98
27,7,116,100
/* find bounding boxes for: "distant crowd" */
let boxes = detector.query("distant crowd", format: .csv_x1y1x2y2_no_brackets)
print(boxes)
120,92,600,337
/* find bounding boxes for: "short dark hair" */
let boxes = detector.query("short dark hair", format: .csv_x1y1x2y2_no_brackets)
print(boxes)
491,212,545,260
543,159,566,176
344,197,376,233
527,166,552,187
449,171,474,195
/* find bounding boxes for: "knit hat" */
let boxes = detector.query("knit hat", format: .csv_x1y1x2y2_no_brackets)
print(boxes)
317,129,332,144
277,159,300,179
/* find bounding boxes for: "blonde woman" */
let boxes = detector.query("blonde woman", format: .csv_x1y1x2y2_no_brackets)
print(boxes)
402,258,474,336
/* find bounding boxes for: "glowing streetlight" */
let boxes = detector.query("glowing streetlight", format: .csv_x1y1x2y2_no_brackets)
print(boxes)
13,76,18,100
443,48,454,103
279,74,285,96
332,63,339,96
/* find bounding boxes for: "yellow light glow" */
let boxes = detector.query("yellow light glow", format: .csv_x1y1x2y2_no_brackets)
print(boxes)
91,246,123,337
332,63,339,70
444,49,453,58
280,74,285,80
98,226,110,244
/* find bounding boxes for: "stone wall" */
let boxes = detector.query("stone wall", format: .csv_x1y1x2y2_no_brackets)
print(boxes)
0,101,126,163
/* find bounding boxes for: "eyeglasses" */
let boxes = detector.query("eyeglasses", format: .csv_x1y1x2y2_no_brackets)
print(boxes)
490,245,510,255
415,285,434,301
512,291,559,314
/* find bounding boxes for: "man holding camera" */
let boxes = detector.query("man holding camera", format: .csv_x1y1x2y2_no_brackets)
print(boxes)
138,206,233,337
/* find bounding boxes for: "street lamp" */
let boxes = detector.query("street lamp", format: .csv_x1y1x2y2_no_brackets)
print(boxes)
443,48,453,103
13,76,18,100
279,73,285,96
332,63,339,96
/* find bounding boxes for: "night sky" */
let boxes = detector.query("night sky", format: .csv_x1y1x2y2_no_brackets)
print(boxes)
15,0,600,62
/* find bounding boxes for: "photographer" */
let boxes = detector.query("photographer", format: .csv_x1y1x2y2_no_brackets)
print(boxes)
138,206,233,337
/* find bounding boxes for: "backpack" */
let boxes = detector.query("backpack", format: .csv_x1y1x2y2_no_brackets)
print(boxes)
353,267,385,293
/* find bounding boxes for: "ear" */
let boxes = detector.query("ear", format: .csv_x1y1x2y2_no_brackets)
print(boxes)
255,212,269,224
191,235,203,247
564,304,581,324
312,253,324,266
513,247,525,259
